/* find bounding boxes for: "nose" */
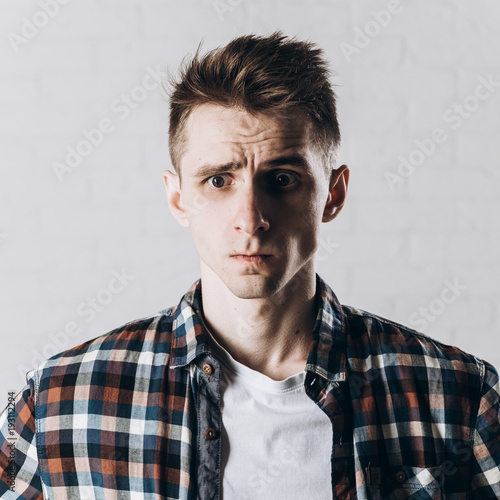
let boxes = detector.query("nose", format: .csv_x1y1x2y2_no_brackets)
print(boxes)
232,180,270,235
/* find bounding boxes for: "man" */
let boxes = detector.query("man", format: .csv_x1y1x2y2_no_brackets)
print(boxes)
1,32,499,499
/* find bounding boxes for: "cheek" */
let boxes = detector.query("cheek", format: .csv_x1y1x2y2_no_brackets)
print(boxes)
284,197,324,254
188,202,227,228
298,224,319,256
186,203,227,248
286,192,325,230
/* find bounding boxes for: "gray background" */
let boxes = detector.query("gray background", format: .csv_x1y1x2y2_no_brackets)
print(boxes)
1,0,499,400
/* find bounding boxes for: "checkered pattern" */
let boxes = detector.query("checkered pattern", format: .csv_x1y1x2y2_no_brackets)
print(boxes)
1,275,499,498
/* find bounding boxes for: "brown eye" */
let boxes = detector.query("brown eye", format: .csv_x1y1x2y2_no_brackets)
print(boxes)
274,172,297,187
208,174,228,188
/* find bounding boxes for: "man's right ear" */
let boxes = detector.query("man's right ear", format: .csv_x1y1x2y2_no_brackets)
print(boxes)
163,170,189,228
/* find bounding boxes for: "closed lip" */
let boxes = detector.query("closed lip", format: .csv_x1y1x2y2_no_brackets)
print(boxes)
231,253,272,257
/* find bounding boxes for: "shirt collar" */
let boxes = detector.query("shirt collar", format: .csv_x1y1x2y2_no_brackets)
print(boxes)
169,274,347,382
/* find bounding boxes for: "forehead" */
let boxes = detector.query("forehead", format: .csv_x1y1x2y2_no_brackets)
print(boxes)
179,104,318,166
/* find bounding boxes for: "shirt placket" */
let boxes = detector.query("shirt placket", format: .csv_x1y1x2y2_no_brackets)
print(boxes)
194,354,222,500
306,372,355,499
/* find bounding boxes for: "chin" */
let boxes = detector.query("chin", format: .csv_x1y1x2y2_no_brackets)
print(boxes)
224,274,282,300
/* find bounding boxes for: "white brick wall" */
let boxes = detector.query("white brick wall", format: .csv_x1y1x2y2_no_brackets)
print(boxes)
1,0,499,398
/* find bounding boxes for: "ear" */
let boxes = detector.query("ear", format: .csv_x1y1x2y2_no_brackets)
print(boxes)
163,170,189,228
322,164,349,222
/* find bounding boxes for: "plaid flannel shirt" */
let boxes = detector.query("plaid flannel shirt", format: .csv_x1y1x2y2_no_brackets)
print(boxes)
1,274,500,499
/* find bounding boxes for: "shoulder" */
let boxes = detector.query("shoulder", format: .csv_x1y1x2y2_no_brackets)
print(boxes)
29,307,177,383
341,304,485,378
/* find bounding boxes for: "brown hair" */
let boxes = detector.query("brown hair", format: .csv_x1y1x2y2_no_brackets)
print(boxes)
167,32,341,174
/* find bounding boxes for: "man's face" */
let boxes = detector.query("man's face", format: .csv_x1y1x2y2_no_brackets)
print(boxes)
164,104,348,299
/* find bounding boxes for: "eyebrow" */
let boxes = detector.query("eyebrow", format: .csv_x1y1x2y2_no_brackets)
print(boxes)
262,154,311,171
193,162,240,179
192,154,311,179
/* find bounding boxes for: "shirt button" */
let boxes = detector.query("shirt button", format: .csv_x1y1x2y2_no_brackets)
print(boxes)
204,428,217,440
395,470,407,483
203,363,213,375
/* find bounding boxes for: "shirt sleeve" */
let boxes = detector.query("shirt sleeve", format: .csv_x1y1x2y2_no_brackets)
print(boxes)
471,359,500,497
0,374,44,499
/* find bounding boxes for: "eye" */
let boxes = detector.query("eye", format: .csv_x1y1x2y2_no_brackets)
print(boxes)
207,174,231,188
272,171,298,188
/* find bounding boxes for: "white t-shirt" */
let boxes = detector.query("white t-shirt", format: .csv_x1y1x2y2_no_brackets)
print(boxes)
207,335,333,500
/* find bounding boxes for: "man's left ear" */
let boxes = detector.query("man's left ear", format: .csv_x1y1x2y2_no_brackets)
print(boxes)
322,164,350,222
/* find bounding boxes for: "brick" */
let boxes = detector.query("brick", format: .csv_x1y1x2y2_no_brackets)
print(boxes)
313,264,350,296
38,202,144,237
452,266,500,296
112,95,168,137
95,235,197,268
43,135,142,177
141,202,181,236
0,47,34,77
451,37,500,68
454,321,500,363
407,35,460,69
407,167,500,199
456,200,500,232
0,1,42,38
39,72,139,115
381,131,455,184
349,0,405,35
406,35,499,70
141,0,213,38
347,168,408,200
430,298,494,334
392,297,450,333
333,232,407,265
0,235,93,270
343,129,408,168
143,263,200,307
0,271,42,305
0,77,37,109
142,136,174,174
251,2,353,39
353,266,465,299
355,199,458,232
456,134,500,181
2,41,94,75
408,100,454,135
341,100,407,136
342,36,405,68
35,0,140,42
350,69,455,104
93,40,176,74
409,231,500,265
87,172,159,202
0,203,43,243
453,0,500,34
0,140,90,203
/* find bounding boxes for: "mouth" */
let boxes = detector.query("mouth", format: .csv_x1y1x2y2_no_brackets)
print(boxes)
231,254,272,264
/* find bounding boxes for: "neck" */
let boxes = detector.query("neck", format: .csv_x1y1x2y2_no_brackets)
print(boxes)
199,263,317,380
